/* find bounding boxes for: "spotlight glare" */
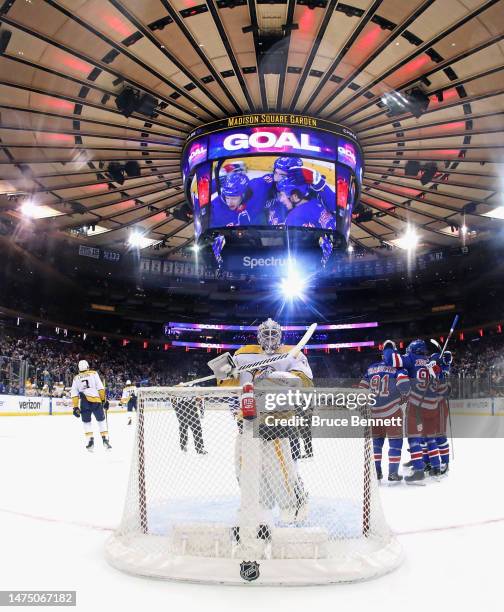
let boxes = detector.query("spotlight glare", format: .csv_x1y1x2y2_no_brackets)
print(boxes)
128,230,145,248
20,199,38,218
460,224,468,236
281,268,305,299
393,226,419,251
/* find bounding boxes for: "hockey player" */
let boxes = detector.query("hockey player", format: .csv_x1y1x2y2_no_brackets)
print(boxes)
248,156,303,213
360,340,410,482
214,318,313,526
429,350,453,475
277,177,336,230
211,173,252,227
71,360,111,452
246,157,335,225
53,381,65,398
383,339,442,482
121,379,137,426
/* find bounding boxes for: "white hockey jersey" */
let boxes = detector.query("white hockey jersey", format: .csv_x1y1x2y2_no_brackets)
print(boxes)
228,344,313,387
121,384,137,405
71,370,105,406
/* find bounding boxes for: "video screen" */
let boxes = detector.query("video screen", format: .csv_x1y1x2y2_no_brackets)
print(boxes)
208,156,339,231
182,119,363,240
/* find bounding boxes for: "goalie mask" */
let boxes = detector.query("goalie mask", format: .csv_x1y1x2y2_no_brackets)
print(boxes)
257,318,282,354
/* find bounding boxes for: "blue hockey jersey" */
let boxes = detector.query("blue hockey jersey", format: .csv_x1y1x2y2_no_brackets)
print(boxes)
359,360,410,417
211,196,251,227
383,350,448,410
285,198,336,229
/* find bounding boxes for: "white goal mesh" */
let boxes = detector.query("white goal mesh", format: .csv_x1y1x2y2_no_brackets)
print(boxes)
106,386,402,585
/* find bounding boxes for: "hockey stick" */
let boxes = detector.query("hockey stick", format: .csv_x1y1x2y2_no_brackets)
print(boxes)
180,323,317,387
415,315,459,453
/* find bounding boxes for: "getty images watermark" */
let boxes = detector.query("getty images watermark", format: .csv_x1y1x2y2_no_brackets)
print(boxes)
254,388,403,437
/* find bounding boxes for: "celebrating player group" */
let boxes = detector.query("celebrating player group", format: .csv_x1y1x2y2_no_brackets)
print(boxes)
360,338,453,484
212,156,339,230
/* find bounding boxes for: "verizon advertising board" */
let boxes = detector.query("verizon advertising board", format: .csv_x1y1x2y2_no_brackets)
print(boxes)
0,395,51,415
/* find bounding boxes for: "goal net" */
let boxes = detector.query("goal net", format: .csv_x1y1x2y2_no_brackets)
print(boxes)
106,386,402,585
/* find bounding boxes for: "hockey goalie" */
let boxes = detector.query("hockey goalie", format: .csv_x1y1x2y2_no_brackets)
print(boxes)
211,318,313,532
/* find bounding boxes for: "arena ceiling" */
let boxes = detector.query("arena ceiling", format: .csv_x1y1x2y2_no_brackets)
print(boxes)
0,0,503,255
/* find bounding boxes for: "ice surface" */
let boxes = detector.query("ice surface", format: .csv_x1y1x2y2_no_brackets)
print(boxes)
0,412,502,612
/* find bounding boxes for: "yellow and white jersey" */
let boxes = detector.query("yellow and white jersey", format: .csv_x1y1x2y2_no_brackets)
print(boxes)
121,384,137,405
71,370,105,405
230,344,313,387
53,383,65,398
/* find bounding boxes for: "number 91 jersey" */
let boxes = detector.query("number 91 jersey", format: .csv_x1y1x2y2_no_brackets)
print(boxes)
359,361,410,418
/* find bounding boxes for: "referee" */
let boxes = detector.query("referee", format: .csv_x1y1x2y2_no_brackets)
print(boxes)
173,393,207,454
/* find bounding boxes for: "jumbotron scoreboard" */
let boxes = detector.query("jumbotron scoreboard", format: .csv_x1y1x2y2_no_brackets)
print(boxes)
181,113,363,247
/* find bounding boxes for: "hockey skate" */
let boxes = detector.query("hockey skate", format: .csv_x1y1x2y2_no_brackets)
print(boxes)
376,466,383,480
102,437,112,451
440,463,450,475
429,466,442,478
405,470,425,485
388,472,403,483
86,437,94,453
232,524,271,543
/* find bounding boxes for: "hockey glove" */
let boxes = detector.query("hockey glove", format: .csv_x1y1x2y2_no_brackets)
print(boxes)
301,167,326,191
207,352,236,381
73,407,81,418
427,360,442,379
103,400,110,411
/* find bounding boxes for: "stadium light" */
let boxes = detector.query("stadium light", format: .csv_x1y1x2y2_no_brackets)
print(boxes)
393,226,419,251
128,230,146,248
347,243,354,253
281,267,306,299
191,244,200,252
460,224,468,236
20,199,38,218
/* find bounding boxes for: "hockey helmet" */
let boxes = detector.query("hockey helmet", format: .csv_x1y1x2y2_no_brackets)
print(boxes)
277,176,310,200
78,360,89,372
432,351,452,366
257,318,282,354
126,379,132,385
220,172,249,199
274,156,303,174
382,339,397,351
443,350,453,365
406,339,427,356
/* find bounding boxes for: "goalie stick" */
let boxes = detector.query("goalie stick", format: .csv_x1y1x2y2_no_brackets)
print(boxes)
180,323,317,387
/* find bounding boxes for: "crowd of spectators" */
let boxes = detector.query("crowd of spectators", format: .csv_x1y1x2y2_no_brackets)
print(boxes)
1,327,503,398
0,332,209,398
450,336,504,397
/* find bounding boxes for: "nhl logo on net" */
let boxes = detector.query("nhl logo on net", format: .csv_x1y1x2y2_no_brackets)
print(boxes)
240,560,260,582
